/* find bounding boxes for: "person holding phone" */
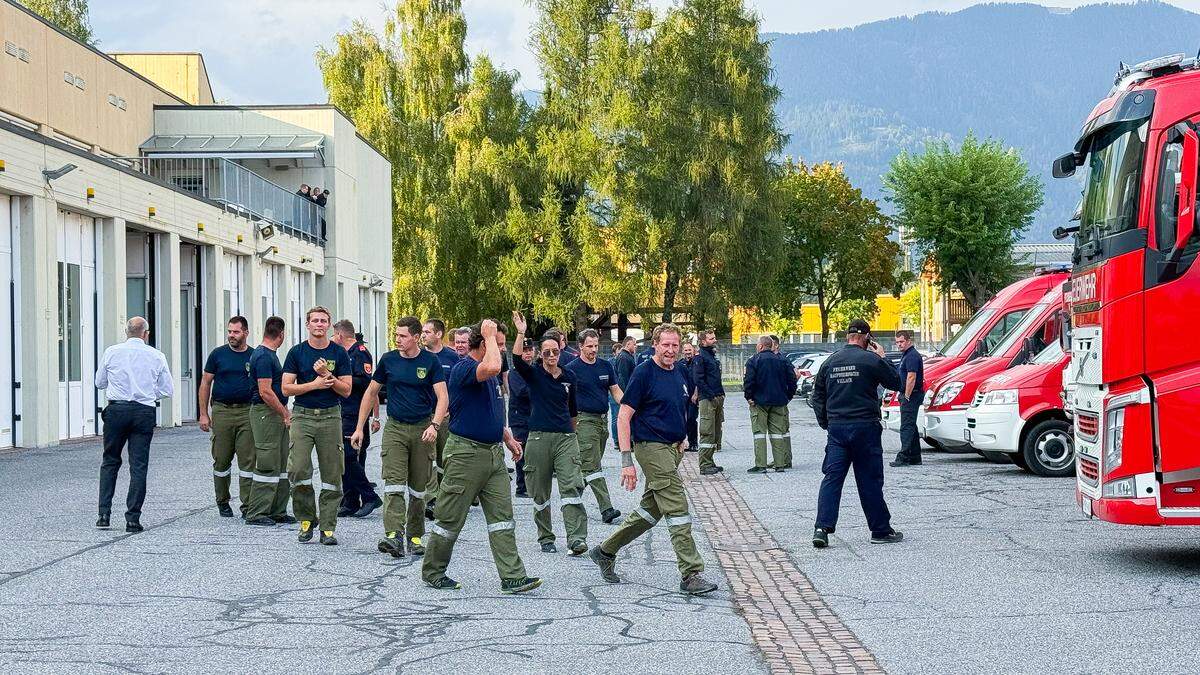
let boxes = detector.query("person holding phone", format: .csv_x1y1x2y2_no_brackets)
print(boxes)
810,319,904,549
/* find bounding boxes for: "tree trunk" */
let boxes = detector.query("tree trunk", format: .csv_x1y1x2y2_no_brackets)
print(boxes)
817,287,829,342
662,266,679,325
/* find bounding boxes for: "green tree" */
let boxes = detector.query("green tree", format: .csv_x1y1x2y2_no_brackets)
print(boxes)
628,0,784,329
774,160,898,340
884,134,1043,311
898,285,922,327
23,0,94,44
828,298,880,338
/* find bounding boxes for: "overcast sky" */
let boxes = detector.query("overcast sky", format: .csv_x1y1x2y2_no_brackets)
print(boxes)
88,0,1194,104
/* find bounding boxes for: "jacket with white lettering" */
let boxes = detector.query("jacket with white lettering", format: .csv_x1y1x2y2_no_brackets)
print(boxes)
812,344,901,429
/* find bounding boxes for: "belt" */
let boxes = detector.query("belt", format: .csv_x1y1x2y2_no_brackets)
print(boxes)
448,432,502,449
108,400,154,408
213,401,251,408
293,405,341,417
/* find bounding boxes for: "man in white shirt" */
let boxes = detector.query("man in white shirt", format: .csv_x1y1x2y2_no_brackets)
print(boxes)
95,317,174,533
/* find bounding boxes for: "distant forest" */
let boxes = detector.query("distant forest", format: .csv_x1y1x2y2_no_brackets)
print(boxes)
765,1,1200,240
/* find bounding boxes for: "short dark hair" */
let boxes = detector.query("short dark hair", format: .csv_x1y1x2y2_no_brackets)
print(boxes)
621,335,636,346
543,327,564,342
896,329,915,341
424,318,446,336
578,328,599,343
263,316,285,339
228,315,248,331
396,316,421,336
495,322,508,335
701,328,716,339
333,319,356,337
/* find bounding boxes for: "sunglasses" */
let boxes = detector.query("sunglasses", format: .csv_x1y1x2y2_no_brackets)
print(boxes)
541,348,560,357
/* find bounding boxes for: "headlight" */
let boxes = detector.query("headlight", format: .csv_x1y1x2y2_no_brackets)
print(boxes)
922,390,934,405
1102,476,1135,498
982,389,1018,406
932,381,964,407
1103,407,1125,472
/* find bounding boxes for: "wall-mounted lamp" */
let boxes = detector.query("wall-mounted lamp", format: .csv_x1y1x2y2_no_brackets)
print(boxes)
299,256,311,264
42,163,77,182
0,159,6,172
148,206,156,218
86,187,95,200
367,274,384,289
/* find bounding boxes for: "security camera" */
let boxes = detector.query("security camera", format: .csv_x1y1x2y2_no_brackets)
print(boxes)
256,220,275,241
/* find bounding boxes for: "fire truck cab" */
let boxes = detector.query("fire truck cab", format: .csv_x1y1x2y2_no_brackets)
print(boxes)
1055,53,1200,525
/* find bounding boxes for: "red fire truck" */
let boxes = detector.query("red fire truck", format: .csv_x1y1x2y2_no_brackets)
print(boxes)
921,282,1068,454
1054,52,1200,525
965,341,1073,476
881,268,1069,440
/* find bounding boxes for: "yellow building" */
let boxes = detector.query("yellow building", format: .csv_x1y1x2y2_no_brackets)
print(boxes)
733,293,905,344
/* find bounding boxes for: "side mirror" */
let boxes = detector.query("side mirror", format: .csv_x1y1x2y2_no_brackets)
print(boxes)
1172,122,1199,257
1052,152,1079,179
1053,224,1080,240
971,338,986,359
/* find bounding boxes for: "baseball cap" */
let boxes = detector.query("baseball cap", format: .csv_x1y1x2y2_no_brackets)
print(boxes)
846,319,871,335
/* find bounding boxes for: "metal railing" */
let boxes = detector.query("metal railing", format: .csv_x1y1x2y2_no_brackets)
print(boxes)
122,156,325,245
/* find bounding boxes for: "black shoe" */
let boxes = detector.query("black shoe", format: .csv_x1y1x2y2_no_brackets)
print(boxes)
600,507,621,524
774,466,785,473
541,542,557,553
337,505,356,517
298,521,315,543
378,533,405,558
680,573,718,595
590,546,621,583
870,530,904,545
514,489,530,499
812,527,829,549
217,503,234,518
246,516,276,526
356,497,383,518
408,536,426,556
507,467,514,474
747,466,768,474
96,515,110,529
500,576,542,594
568,540,588,556
700,466,722,476
125,522,143,534
427,576,462,590
271,514,297,524
319,530,338,546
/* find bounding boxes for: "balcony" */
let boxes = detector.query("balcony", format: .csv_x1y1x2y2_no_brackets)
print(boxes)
123,156,325,245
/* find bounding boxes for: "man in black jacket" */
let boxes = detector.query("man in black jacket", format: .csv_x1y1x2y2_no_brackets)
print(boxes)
692,329,725,476
811,319,904,549
743,336,798,473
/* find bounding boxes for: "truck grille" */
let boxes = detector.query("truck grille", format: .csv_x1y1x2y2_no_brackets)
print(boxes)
1078,455,1100,486
1076,411,1100,441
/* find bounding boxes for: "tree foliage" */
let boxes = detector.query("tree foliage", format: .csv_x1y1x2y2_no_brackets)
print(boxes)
828,298,879,338
774,160,898,340
884,134,1043,311
22,0,94,44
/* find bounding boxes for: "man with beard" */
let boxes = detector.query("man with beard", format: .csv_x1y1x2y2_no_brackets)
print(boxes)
198,316,255,518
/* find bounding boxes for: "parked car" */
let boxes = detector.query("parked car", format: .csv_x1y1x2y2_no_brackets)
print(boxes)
794,353,830,399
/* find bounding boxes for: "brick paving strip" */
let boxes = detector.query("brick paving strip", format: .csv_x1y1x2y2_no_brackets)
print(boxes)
679,453,886,674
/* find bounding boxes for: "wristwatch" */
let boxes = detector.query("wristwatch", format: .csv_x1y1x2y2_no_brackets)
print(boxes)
429,420,441,429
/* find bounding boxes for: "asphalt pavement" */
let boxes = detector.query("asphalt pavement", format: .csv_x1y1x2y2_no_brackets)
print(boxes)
2,399,1198,673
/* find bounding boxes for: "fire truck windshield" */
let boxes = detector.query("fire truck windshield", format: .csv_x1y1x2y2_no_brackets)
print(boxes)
1029,339,1064,365
1077,120,1149,254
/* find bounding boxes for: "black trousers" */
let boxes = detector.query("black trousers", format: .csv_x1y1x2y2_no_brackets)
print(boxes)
341,415,378,509
815,422,893,538
896,393,923,464
514,432,528,494
99,401,157,523
686,402,699,450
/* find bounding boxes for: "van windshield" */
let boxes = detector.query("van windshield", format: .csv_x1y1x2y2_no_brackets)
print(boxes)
938,309,996,357
993,299,1053,356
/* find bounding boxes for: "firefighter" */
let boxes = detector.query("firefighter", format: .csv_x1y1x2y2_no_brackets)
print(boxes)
332,320,382,518
421,319,540,594
810,319,904,549
198,316,255,518
693,329,725,475
565,329,624,524
282,307,352,545
743,335,798,472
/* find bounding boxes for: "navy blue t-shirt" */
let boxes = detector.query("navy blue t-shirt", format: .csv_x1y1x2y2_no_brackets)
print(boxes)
430,346,460,380
204,344,254,404
623,359,689,445
507,366,532,440
372,348,445,423
448,356,505,444
283,340,352,409
565,357,616,415
560,346,579,366
248,345,287,408
898,346,924,395
512,355,577,433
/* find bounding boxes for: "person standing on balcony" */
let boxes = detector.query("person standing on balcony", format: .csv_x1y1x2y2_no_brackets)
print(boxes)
693,329,725,476
198,316,255,518
282,306,353,546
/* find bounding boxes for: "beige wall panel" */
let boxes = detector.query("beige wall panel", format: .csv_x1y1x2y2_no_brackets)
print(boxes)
0,2,49,125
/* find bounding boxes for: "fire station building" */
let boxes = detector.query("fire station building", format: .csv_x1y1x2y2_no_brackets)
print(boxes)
0,0,393,448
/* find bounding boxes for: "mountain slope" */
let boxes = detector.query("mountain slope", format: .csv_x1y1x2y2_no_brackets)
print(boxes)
765,1,1200,240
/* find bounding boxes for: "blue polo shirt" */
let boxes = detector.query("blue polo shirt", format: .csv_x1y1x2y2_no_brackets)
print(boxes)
623,358,689,445
565,356,616,415
283,340,352,409
430,346,460,380
204,344,254,404
372,348,445,423
248,345,287,408
448,356,505,444
898,346,924,395
512,355,577,433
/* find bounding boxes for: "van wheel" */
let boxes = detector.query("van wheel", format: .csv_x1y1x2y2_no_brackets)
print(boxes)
980,450,1011,464
1021,419,1075,478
